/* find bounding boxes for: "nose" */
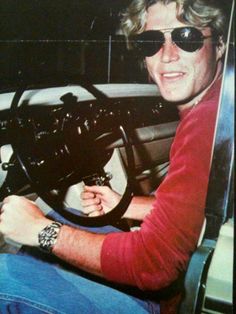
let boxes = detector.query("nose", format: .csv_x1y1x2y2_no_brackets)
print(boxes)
160,36,179,63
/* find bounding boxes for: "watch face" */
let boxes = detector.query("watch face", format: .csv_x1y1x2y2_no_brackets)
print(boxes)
38,222,62,252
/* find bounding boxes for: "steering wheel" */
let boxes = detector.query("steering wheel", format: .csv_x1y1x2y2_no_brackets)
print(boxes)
5,76,135,226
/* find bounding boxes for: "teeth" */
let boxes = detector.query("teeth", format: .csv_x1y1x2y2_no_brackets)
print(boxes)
163,72,183,78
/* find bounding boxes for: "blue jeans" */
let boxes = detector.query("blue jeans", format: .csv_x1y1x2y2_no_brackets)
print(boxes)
0,209,160,314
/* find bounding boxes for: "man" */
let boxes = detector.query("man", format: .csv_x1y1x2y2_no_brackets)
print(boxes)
0,0,228,313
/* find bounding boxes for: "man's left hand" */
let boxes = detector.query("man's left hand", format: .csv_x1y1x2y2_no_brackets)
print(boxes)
0,195,52,247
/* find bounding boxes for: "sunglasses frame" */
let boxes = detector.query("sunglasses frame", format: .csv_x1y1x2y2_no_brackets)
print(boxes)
133,27,213,57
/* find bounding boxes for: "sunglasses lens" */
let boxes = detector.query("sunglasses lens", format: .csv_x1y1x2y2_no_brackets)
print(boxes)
135,30,164,57
172,27,203,52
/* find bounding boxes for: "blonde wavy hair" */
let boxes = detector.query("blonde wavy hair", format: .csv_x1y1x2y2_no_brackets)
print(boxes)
121,0,229,43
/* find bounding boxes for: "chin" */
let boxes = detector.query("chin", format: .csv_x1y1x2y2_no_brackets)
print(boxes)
161,85,194,103
161,93,187,103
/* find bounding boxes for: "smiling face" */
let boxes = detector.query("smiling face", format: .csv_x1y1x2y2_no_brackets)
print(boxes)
145,2,224,108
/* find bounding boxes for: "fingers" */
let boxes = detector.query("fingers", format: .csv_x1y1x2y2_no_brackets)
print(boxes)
80,193,103,215
80,191,96,200
80,191,104,217
1,195,25,213
0,204,5,215
80,189,102,207
2,196,10,204
1,196,19,212
88,209,105,217
80,195,101,207
82,203,103,215
3,195,26,204
83,185,110,195
1,196,19,214
80,186,110,217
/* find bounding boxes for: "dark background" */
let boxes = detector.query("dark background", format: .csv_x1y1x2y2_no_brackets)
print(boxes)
0,0,147,90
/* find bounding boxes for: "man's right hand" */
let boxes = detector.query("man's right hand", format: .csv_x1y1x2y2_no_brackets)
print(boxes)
80,185,121,217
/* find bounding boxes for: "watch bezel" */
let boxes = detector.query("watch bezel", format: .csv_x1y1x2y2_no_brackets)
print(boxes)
38,221,62,253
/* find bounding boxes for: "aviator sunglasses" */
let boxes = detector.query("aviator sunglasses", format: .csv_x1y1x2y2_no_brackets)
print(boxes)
133,27,214,57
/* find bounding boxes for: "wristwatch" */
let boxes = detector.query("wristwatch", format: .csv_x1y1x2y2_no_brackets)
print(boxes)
38,221,62,253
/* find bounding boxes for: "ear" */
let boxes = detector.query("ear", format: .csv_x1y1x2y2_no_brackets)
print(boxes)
216,36,226,61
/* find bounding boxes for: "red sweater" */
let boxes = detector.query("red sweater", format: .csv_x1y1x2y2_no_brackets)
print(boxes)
101,79,221,313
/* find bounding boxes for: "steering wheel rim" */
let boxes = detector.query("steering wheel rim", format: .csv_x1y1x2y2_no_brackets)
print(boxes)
10,76,135,226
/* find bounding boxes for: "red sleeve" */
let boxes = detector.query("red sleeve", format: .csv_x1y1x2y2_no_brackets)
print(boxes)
101,83,220,291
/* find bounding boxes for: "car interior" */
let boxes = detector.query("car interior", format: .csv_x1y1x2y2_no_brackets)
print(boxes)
0,1,234,313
